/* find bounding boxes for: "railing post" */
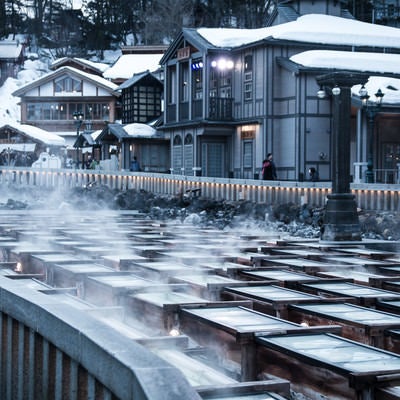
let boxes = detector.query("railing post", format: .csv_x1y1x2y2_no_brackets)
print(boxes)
353,162,367,183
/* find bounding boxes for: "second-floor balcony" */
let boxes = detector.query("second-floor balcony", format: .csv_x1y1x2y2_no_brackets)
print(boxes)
166,97,233,124
208,97,233,121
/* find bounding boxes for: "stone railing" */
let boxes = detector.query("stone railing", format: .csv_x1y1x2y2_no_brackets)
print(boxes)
0,275,199,400
1,166,400,212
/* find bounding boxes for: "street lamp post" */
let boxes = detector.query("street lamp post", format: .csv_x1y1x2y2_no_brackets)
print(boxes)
316,72,369,242
73,111,84,169
359,86,384,183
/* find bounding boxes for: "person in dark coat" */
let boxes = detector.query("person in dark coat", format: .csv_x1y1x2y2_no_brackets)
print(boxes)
130,156,141,172
262,153,277,180
309,167,319,182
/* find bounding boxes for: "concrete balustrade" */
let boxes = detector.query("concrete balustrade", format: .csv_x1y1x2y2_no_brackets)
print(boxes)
0,167,400,211
0,276,200,400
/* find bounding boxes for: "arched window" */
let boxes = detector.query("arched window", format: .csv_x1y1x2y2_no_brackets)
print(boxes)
173,134,183,173
173,135,182,146
184,133,193,145
184,133,194,174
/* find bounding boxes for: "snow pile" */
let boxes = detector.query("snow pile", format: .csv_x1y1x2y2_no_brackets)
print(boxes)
0,58,47,125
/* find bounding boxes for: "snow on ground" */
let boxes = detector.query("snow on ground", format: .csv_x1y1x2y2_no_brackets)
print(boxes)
0,58,47,125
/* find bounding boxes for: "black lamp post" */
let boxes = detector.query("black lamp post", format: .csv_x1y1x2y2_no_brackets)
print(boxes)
317,72,369,242
73,110,84,168
359,85,384,183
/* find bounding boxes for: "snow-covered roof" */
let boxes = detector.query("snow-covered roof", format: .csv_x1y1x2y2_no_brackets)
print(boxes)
123,123,157,137
290,50,400,75
197,14,400,49
2,122,66,146
288,50,400,104
0,39,24,59
65,66,118,90
103,54,162,80
91,129,102,141
352,76,400,105
99,122,164,142
71,58,110,72
51,57,110,73
13,66,118,97
118,71,162,91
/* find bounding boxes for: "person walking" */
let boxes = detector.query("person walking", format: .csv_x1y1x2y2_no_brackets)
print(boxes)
262,153,277,180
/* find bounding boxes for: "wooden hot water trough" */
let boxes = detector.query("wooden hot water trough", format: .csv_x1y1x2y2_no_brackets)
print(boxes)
256,332,400,400
178,303,341,381
221,284,341,319
287,301,400,349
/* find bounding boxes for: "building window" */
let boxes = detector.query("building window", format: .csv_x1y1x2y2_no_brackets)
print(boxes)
184,133,194,174
192,60,203,100
244,54,253,101
54,76,82,93
180,62,189,102
173,134,183,173
184,133,193,145
122,85,162,124
243,140,253,168
173,135,182,146
26,102,110,121
209,57,233,98
168,67,176,104
220,69,232,98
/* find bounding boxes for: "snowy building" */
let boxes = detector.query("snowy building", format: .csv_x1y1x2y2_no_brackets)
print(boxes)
160,1,400,181
0,122,65,166
117,71,163,124
50,57,110,77
0,35,26,86
12,65,119,160
103,48,164,85
96,122,169,172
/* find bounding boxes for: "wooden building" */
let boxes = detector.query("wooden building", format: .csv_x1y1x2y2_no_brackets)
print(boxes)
159,0,400,180
12,66,119,153
0,123,65,166
117,71,163,124
96,122,169,172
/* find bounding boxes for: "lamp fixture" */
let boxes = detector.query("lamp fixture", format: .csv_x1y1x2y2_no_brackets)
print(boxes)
359,84,368,98
317,85,326,99
375,88,384,105
73,110,84,121
211,58,234,70
359,85,385,183
332,85,341,96
359,85,385,105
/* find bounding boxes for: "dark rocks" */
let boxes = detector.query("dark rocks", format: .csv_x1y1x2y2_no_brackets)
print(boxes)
1,184,400,240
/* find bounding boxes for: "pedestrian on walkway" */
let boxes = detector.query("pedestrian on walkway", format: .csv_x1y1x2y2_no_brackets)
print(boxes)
262,153,277,180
